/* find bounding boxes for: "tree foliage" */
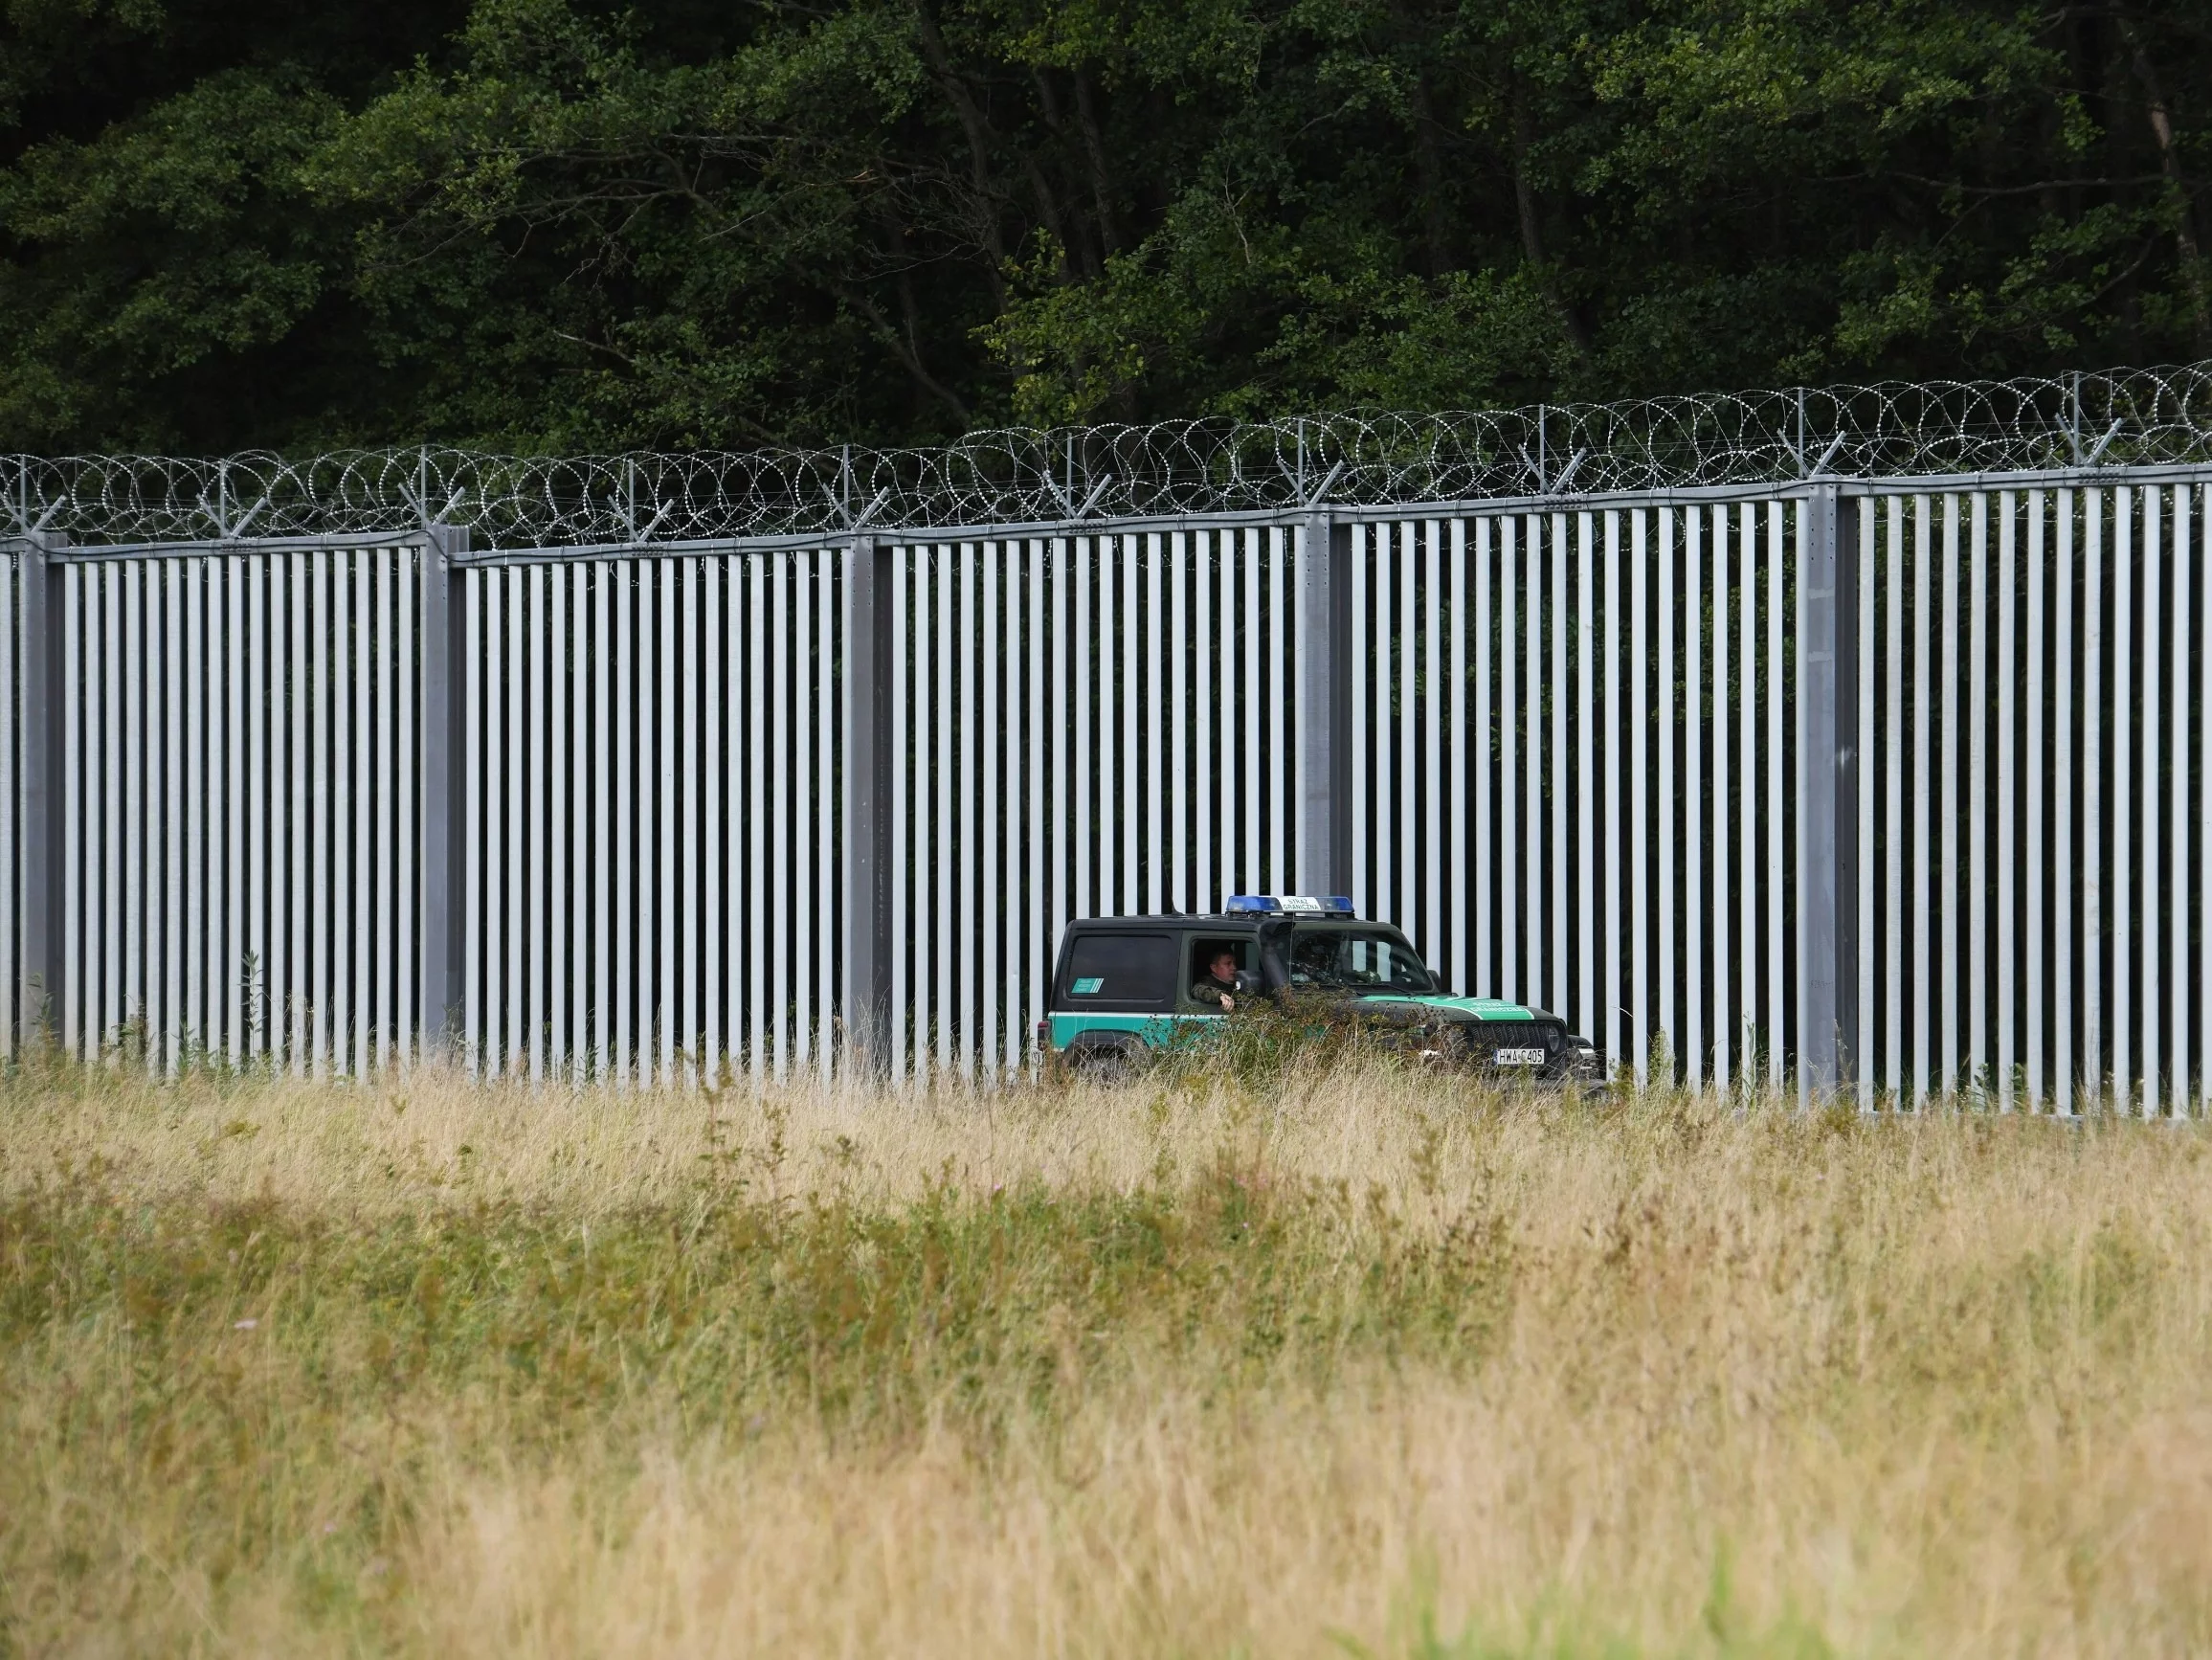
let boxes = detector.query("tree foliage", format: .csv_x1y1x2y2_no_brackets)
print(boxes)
4,0,2210,451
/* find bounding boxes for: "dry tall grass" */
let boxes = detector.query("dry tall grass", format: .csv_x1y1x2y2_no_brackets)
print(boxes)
5,1056,2212,1657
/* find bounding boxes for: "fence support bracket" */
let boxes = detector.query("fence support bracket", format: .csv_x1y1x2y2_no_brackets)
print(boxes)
18,535,66,1046
418,526,468,1059
1798,485,1858,1101
842,534,892,1074
1298,512,1352,899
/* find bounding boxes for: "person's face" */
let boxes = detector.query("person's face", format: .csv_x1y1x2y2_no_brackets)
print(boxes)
1211,953,1237,981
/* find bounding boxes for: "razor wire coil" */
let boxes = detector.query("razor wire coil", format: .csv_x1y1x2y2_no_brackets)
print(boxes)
10,362,2212,549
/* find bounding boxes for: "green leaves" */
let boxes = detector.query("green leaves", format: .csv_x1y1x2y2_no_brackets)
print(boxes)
3,0,2209,450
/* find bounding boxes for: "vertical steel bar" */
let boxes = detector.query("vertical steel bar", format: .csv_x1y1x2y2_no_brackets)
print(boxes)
182,560,202,1063
683,559,700,1077
1028,538,1045,1070
959,543,978,1077
1685,505,1703,1086
663,562,681,1082
1449,519,1468,992
1499,518,1516,996
1852,500,1873,1102
104,565,123,1049
351,554,369,1074
1052,537,1069,979
1711,505,1730,1092
221,558,241,1058
547,562,567,1075
770,555,790,1078
598,565,617,1078
1351,527,1367,915
1270,527,1288,890
1969,493,1988,1098
2175,487,2194,1114
793,555,814,1075
1605,510,1623,1066
889,548,908,1080
910,546,933,1074
2059,493,2078,1112
1912,496,1933,1107
1100,536,1118,913
289,554,310,1072
2145,488,2165,1114
1738,502,1756,1087
1171,531,1188,909
1242,529,1261,895
1433,527,1451,974
2027,492,2046,1105
1578,509,1597,1042
396,546,418,1064
1373,525,1391,917
527,564,547,1081
1146,531,1163,914
1631,509,1650,1083
2113,491,2133,1102
615,564,636,1080
123,563,143,1055
1475,519,1494,995
1886,499,1904,1099
502,567,524,1076
1527,516,1544,1001
571,564,588,1081
1398,522,1417,932
2201,484,2212,1114
461,568,482,1071
1657,509,1675,1074
1997,493,2016,1110
984,540,1001,1076
816,551,834,1079
1073,539,1089,931
1550,514,1566,1014
375,552,394,1064
936,546,955,1071
313,551,332,1075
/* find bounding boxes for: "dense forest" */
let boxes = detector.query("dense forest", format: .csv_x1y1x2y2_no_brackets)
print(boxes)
3,0,2209,454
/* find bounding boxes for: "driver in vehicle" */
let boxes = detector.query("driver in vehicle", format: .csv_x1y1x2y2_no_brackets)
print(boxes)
1190,948,1249,1012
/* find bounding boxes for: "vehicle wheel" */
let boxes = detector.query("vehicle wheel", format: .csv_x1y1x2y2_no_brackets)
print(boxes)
1066,1043,1141,1084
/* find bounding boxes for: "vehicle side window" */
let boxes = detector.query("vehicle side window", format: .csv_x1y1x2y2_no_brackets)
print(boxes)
1182,938,1254,1008
1060,932,1177,1008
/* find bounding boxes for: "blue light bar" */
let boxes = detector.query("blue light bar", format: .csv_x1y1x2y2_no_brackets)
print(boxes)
1225,894,1358,916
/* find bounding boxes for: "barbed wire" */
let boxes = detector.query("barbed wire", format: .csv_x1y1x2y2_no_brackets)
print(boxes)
9,362,2212,549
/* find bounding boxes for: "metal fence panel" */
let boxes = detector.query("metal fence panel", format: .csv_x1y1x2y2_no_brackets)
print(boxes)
10,465,2212,1111
460,551,841,1084
49,546,421,1070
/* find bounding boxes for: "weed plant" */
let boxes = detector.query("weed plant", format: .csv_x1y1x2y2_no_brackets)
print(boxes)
4,1045,2212,1656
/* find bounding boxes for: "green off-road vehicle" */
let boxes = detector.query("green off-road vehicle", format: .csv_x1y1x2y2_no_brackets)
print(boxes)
1040,895,1603,1084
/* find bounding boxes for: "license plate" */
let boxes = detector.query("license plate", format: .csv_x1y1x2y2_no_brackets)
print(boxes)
1493,1047,1547,1068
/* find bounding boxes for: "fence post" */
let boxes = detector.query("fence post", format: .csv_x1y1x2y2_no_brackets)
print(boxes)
1299,512,1352,896
841,534,891,1074
18,536,66,1045
1798,484,1858,1100
417,526,468,1058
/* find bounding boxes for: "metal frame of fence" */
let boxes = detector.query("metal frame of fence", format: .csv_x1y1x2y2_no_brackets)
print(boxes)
10,366,2212,1109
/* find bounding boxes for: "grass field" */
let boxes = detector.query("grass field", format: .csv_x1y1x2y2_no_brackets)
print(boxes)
5,1052,2212,1658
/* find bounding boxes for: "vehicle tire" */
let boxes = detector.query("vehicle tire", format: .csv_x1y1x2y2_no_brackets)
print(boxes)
1066,1041,1142,1084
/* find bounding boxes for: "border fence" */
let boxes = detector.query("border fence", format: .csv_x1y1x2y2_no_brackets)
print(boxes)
9,363,2212,1110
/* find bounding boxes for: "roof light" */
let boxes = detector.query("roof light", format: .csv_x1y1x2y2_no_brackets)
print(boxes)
1226,894,1357,916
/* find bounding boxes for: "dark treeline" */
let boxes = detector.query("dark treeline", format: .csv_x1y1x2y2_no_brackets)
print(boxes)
3,0,2209,454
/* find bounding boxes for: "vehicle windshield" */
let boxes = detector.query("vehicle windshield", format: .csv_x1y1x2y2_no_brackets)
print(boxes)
1286,927,1438,993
